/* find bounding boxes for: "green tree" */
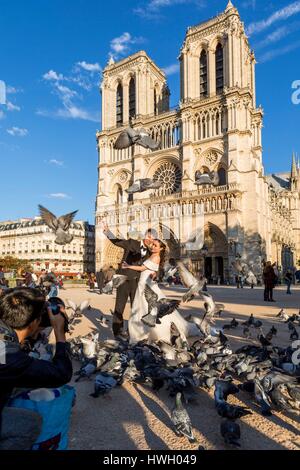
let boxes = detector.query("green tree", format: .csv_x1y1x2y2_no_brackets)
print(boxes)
0,256,32,274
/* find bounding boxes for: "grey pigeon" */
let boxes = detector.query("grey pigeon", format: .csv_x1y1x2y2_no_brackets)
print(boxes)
81,333,99,360
195,170,219,186
223,318,239,330
95,315,110,328
142,284,180,327
114,127,160,151
75,361,97,382
220,419,241,447
187,315,211,337
290,327,299,341
276,309,290,322
90,373,117,398
125,178,163,194
176,261,206,302
171,393,196,442
38,205,78,245
254,378,272,416
102,274,128,294
214,379,239,403
216,401,252,420
201,291,225,321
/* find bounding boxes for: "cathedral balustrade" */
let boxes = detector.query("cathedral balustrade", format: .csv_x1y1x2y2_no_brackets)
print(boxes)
96,184,241,227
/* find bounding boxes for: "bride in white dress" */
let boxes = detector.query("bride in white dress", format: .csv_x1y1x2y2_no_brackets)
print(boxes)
122,239,200,345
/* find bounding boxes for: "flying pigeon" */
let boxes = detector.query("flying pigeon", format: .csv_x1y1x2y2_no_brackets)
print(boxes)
195,170,219,186
201,291,225,320
38,205,78,245
176,261,207,302
102,274,128,294
142,284,181,327
114,127,160,151
125,178,163,194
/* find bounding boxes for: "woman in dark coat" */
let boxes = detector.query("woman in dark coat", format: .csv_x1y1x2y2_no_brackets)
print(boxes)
263,262,276,302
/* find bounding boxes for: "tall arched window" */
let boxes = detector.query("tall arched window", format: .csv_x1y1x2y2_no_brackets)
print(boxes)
217,167,227,186
129,77,136,119
154,88,158,115
215,43,224,95
200,50,208,98
116,185,123,205
116,83,123,126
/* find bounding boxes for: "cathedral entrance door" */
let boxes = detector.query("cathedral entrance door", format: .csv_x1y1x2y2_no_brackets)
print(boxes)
215,256,224,283
205,257,212,282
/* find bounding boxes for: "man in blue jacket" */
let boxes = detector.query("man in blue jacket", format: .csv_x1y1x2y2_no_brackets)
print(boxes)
0,288,73,450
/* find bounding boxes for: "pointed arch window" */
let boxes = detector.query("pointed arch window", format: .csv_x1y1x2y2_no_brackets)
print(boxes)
154,88,158,115
216,43,224,95
116,83,123,126
116,185,123,205
217,167,227,186
200,50,208,98
129,77,136,119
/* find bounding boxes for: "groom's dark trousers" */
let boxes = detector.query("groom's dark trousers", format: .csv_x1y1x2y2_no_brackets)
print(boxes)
104,231,149,336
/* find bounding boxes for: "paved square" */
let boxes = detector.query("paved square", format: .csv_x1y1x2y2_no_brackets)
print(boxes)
57,284,300,450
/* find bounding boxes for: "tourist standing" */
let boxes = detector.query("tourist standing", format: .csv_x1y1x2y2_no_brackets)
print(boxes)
285,270,293,295
263,261,276,302
96,269,105,294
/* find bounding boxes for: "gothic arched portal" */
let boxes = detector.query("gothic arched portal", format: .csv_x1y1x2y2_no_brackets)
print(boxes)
190,223,228,282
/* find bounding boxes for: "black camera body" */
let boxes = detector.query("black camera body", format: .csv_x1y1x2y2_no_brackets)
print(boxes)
40,297,69,333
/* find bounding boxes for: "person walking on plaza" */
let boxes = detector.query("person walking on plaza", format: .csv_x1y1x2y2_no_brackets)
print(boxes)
96,269,105,294
88,273,96,291
263,261,276,302
285,270,293,295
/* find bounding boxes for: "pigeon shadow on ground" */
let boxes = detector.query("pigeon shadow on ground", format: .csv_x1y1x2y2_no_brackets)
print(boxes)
229,387,300,436
68,375,169,450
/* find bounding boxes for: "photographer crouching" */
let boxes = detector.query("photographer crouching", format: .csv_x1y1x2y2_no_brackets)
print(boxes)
0,287,73,450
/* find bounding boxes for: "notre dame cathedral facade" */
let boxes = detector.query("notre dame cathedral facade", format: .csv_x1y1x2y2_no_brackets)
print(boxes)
95,1,300,283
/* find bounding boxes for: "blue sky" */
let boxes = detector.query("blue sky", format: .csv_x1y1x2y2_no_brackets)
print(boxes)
0,0,300,223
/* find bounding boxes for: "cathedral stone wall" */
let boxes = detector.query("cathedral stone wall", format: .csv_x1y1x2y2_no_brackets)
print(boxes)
95,1,298,282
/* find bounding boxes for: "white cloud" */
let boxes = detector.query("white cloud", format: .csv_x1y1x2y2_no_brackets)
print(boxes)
162,63,179,75
48,159,64,166
134,0,204,19
246,1,300,36
6,101,21,112
48,193,71,199
56,106,99,122
43,70,64,81
77,61,101,73
39,65,100,122
260,39,300,62
6,85,23,94
255,22,300,50
241,0,256,9
109,32,145,60
37,106,99,123
6,127,28,137
0,110,5,120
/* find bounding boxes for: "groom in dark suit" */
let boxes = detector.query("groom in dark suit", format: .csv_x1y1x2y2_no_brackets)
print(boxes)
102,223,156,337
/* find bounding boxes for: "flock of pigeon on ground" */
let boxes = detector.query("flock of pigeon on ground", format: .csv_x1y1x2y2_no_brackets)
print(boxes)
27,258,300,449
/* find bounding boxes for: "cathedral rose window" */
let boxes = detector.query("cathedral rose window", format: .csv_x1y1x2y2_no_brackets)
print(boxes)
153,161,182,194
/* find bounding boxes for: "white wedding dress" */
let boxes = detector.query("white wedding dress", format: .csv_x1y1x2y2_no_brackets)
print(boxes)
128,259,200,345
